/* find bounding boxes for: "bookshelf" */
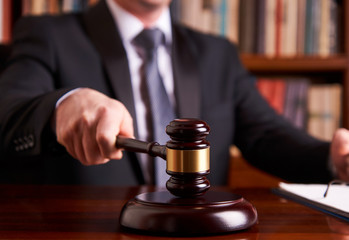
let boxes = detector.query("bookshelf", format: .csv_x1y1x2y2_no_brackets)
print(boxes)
239,0,349,130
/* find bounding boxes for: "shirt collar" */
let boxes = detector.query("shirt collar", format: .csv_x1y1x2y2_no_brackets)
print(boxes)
106,0,172,46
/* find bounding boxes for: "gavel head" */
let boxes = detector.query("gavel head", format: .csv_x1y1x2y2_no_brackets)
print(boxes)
165,118,211,198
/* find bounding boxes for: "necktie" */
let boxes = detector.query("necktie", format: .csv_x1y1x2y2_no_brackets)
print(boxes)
133,28,176,186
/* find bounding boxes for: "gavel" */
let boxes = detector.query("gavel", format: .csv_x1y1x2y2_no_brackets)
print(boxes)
118,119,258,235
115,118,210,198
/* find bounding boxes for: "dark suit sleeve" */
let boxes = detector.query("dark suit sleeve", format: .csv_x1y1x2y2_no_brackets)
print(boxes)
0,16,73,157
230,46,331,183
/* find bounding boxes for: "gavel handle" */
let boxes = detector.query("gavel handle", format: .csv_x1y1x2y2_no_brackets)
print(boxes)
115,136,167,160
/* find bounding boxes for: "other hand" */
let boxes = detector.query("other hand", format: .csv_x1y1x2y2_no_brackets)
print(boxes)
330,128,349,181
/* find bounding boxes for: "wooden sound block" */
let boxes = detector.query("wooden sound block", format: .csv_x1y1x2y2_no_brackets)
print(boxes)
119,190,258,236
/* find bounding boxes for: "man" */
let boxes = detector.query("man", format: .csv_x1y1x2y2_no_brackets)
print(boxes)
0,0,348,185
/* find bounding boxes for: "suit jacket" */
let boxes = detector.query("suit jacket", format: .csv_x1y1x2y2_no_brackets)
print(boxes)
0,0,332,185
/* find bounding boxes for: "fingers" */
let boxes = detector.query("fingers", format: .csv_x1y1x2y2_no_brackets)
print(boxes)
81,117,110,165
95,102,132,161
93,102,135,163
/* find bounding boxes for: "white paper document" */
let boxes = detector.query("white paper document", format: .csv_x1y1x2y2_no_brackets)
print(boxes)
279,182,349,213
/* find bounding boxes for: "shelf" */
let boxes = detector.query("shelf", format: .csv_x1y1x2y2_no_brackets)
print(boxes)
241,54,348,73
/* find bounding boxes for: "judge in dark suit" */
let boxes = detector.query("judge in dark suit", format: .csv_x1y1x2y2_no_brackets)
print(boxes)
0,0,348,185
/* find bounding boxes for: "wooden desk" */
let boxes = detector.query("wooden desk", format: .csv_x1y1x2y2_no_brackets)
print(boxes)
0,184,348,240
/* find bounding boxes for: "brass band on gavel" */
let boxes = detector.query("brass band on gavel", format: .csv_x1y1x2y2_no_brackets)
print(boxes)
166,147,210,173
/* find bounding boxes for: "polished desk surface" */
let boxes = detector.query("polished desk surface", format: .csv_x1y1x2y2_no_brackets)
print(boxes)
0,184,348,240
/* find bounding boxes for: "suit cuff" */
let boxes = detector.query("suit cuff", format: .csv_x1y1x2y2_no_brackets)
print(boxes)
55,88,82,108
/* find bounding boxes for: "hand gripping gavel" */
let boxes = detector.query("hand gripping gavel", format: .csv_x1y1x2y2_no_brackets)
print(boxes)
115,119,210,198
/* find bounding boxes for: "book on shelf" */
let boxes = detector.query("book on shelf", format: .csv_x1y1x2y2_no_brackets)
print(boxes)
280,0,297,57
256,78,286,115
319,0,331,57
296,0,306,55
255,0,265,54
304,0,314,55
256,78,341,140
238,0,256,53
274,0,282,56
225,0,239,44
256,78,308,128
264,0,276,56
283,79,309,129
328,0,340,54
0,0,12,44
307,84,342,141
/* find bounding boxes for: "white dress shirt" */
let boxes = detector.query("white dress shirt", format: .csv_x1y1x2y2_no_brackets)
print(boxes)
106,0,175,143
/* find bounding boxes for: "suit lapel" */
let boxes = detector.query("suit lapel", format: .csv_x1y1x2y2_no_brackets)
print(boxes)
82,1,144,184
82,1,137,126
172,25,201,119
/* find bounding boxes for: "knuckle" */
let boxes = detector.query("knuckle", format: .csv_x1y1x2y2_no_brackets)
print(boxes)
58,130,71,145
80,112,93,128
96,132,109,145
113,101,127,114
97,105,113,118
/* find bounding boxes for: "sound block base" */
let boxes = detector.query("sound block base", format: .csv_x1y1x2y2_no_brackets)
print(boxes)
119,191,258,236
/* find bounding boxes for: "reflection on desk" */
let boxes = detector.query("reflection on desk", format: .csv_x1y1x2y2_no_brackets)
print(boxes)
0,184,348,240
